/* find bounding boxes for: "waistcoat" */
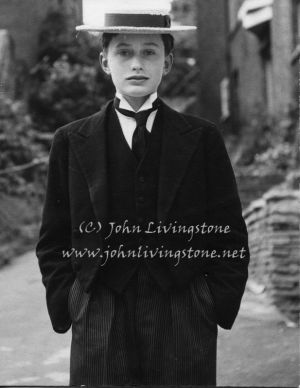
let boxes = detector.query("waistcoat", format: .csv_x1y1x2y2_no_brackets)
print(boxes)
102,105,172,293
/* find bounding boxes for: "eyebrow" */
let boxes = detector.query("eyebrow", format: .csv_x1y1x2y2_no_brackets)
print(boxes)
115,42,131,48
115,42,160,48
143,42,160,47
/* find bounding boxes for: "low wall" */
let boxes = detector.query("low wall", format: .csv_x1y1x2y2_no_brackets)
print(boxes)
244,189,299,322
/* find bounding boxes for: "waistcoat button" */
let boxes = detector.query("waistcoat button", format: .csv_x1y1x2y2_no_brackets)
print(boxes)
137,216,144,224
137,196,144,203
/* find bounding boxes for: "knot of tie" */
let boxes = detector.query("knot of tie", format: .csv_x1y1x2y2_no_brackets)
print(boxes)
114,97,161,161
134,110,152,127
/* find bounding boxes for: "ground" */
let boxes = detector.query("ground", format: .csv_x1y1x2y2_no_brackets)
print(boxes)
0,251,298,386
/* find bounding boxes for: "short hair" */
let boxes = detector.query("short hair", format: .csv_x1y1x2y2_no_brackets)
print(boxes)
101,33,174,55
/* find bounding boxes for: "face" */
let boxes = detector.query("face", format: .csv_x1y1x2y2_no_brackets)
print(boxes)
100,34,173,109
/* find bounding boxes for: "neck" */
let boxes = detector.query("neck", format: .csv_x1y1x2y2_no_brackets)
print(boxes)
122,94,150,112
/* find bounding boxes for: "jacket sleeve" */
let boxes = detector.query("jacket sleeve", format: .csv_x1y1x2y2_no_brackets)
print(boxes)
204,124,250,330
36,128,75,333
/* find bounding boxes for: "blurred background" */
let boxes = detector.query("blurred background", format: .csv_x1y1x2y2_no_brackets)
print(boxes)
0,0,299,386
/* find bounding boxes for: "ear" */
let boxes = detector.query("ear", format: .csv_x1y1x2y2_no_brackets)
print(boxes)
163,53,173,76
99,51,110,75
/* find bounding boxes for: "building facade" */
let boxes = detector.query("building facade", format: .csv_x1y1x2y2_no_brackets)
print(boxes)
0,0,82,68
195,0,299,127
228,0,298,127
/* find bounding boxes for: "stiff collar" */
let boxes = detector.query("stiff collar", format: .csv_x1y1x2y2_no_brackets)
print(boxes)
115,91,158,112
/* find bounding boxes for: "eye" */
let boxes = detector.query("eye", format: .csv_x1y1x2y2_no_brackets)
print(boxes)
144,49,156,56
117,49,131,57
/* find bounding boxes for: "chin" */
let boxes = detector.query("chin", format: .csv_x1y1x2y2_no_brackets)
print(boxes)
125,88,154,98
128,90,154,98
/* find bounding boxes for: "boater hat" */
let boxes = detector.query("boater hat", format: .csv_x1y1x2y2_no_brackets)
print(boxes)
76,4,197,34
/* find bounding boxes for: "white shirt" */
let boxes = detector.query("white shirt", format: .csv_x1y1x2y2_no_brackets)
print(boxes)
115,91,159,149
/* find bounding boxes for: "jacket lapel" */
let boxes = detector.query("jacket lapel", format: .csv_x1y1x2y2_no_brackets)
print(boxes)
157,101,202,223
69,101,111,225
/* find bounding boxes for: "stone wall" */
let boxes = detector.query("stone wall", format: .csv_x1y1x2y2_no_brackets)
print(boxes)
244,188,300,322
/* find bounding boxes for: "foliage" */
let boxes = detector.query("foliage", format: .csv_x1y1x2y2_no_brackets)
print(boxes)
37,11,99,65
0,98,48,262
28,10,113,130
235,105,298,175
160,57,198,97
252,143,296,174
29,54,114,130
0,97,46,195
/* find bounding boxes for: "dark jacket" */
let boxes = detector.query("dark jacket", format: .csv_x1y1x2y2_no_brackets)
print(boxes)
36,99,249,333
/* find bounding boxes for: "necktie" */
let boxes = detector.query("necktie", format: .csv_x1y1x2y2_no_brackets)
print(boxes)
114,97,160,160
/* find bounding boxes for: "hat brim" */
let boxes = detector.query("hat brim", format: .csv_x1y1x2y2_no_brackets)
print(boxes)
76,25,197,34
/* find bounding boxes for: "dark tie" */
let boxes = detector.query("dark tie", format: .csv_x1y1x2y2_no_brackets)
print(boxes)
114,97,160,160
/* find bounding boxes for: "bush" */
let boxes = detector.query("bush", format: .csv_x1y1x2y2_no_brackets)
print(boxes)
232,101,298,171
29,55,113,130
253,143,295,173
28,10,114,131
0,97,46,195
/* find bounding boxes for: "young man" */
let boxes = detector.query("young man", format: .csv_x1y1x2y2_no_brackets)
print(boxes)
36,7,249,387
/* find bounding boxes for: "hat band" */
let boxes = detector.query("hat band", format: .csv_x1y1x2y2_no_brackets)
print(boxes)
105,13,171,28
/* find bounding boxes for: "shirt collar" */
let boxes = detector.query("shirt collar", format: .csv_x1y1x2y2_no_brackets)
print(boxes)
116,91,158,112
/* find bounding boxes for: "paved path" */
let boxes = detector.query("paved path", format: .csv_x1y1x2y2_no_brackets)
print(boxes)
0,251,298,386
0,251,71,385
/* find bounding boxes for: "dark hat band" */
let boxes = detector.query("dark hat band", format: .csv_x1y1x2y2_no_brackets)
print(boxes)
105,13,171,28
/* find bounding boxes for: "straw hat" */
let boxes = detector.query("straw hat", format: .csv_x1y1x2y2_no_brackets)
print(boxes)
76,2,196,34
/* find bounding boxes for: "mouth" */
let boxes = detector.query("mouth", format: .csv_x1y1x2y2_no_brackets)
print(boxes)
126,76,149,80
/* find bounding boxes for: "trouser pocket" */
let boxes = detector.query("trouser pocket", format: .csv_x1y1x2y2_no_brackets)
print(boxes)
191,274,217,324
68,278,90,323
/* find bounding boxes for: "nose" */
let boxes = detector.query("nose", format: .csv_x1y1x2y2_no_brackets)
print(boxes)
131,55,143,71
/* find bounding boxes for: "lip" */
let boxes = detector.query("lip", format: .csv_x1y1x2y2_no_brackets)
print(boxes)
126,76,149,80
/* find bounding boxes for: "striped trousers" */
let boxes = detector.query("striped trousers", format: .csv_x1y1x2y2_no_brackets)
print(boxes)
68,266,217,386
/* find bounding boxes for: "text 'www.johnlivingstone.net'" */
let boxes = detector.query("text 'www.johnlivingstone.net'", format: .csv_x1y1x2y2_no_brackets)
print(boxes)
61,220,247,267
62,246,247,268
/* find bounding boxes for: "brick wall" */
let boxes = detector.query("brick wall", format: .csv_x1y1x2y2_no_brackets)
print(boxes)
244,189,300,322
